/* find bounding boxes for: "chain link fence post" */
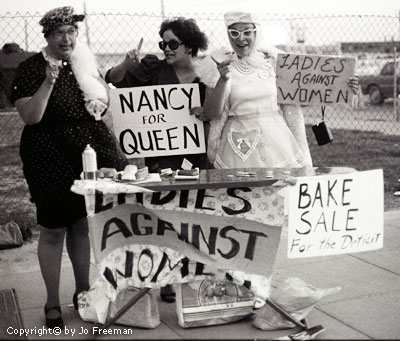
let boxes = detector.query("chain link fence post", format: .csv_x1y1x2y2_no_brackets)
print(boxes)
394,47,398,121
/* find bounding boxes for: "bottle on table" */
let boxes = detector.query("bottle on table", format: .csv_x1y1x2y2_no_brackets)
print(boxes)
82,144,97,180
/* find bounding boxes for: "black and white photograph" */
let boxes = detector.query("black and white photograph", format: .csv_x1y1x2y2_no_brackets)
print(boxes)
0,0,399,339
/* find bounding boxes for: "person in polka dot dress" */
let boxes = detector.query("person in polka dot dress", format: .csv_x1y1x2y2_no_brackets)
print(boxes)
11,6,127,329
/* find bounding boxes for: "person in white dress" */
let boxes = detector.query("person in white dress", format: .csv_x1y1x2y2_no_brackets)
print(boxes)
202,10,358,169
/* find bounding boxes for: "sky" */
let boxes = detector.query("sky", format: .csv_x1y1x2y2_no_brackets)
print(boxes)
1,0,399,16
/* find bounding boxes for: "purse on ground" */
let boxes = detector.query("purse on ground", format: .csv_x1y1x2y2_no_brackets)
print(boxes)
107,287,160,329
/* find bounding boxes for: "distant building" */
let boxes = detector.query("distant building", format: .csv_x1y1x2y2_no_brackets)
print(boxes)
341,41,400,56
276,43,342,55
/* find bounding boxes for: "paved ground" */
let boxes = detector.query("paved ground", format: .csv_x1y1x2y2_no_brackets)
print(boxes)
0,209,399,340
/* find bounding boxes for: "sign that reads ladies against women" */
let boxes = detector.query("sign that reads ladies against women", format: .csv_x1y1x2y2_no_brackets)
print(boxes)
85,185,285,292
276,53,356,106
109,84,205,158
287,169,384,258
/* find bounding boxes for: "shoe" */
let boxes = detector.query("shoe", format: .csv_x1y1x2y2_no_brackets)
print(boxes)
160,292,176,303
44,305,64,329
73,292,78,310
160,286,176,303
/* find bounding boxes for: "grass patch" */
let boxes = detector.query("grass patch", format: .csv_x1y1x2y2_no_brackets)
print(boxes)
0,145,36,230
306,126,400,205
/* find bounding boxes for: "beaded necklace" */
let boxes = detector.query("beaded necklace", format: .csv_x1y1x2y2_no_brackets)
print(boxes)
233,56,255,74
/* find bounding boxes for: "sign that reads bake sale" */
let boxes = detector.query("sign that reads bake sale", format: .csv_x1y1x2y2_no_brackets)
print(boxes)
109,84,205,158
276,53,356,106
287,169,384,258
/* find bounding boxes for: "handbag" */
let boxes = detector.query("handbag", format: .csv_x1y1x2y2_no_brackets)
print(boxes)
107,287,160,329
0,221,23,250
312,106,333,146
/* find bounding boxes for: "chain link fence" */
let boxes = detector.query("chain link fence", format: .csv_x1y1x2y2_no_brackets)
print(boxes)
1,11,400,228
1,12,400,143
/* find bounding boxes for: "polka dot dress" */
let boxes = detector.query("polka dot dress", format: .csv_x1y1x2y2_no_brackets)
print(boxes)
11,52,128,228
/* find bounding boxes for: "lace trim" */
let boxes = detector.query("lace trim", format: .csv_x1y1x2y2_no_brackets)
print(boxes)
281,104,313,167
214,142,307,168
214,154,229,169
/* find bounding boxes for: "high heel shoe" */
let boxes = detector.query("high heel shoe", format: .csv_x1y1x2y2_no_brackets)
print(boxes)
44,305,64,329
73,292,78,310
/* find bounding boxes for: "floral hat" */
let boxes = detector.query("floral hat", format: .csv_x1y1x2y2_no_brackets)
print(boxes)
39,6,85,35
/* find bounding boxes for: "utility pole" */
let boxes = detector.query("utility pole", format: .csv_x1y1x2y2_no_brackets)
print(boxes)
397,10,400,121
160,0,165,19
24,19,29,51
394,47,397,121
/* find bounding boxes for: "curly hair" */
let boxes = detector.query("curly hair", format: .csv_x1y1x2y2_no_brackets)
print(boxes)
159,17,208,57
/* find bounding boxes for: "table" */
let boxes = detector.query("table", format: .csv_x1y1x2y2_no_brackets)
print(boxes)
71,166,356,331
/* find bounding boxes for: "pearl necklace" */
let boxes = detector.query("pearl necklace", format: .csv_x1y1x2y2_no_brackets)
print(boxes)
233,57,255,74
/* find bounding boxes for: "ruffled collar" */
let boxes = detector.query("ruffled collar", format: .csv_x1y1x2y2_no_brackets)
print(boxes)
41,47,63,67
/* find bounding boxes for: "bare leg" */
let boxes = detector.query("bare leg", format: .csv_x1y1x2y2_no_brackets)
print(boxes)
38,225,66,318
66,217,90,295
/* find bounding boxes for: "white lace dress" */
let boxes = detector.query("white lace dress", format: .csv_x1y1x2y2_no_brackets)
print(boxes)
207,55,312,169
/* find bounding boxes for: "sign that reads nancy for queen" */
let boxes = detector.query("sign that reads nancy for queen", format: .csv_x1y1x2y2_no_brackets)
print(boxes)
109,84,206,158
287,169,384,258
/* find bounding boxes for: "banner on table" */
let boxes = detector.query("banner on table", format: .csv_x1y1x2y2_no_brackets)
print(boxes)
87,185,285,292
276,53,356,106
287,169,384,258
109,83,205,158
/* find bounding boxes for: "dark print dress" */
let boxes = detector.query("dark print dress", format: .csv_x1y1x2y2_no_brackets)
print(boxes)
105,54,213,172
11,53,128,228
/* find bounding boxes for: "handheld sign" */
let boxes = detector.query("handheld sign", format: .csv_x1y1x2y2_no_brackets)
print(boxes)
86,185,286,295
276,53,356,107
89,202,281,277
287,169,384,258
109,84,205,158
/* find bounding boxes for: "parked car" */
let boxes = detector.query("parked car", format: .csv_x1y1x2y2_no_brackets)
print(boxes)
359,61,400,105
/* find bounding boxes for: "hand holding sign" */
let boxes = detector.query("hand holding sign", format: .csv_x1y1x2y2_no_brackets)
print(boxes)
189,106,209,121
347,75,360,94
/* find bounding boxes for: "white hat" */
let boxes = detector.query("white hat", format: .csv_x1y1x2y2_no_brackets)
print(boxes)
224,11,261,27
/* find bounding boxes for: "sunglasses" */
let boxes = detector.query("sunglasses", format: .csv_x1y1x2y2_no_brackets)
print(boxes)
158,40,184,51
228,28,257,39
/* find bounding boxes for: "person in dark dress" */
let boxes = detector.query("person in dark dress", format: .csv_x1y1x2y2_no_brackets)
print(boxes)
105,17,212,303
11,6,127,329
105,17,213,173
